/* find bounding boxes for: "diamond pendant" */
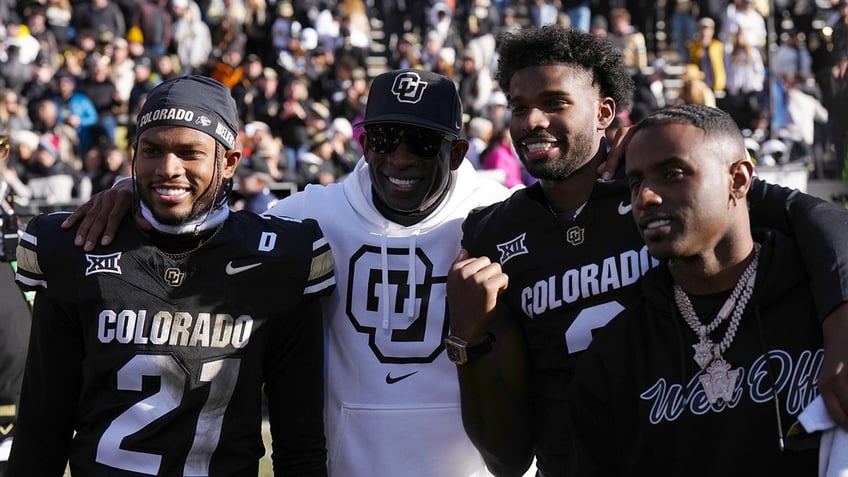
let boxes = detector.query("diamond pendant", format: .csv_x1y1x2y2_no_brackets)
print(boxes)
698,358,740,405
692,336,714,370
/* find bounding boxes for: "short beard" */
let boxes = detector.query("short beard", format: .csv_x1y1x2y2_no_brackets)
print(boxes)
521,128,596,181
526,156,583,181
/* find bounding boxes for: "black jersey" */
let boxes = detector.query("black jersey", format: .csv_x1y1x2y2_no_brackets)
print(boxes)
462,180,659,473
10,211,335,476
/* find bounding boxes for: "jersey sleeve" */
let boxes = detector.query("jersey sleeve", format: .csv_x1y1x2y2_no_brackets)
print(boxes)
14,214,50,293
262,191,336,299
8,214,81,473
459,203,497,258
299,218,335,298
7,288,82,474
264,289,327,476
747,178,848,320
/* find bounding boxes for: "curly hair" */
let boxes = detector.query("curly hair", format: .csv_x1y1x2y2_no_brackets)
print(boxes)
495,25,634,112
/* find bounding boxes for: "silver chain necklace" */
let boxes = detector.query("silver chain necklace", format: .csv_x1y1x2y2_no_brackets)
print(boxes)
155,222,226,288
673,243,760,404
545,200,587,222
157,221,226,261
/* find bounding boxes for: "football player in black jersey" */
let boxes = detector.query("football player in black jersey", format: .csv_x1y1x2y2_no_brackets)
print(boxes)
447,25,848,477
8,76,335,476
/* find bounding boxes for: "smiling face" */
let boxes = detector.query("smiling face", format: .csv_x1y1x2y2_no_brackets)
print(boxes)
134,126,240,225
359,124,466,218
508,64,614,181
625,122,747,261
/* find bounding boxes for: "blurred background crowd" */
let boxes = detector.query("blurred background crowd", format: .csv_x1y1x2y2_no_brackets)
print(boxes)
0,0,847,218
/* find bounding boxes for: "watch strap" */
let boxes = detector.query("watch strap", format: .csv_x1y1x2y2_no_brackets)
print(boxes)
445,332,495,364
465,333,494,361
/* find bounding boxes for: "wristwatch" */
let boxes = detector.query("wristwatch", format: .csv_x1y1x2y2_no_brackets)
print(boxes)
444,333,495,365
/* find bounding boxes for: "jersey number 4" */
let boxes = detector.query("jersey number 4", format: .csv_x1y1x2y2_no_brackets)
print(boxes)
95,354,240,475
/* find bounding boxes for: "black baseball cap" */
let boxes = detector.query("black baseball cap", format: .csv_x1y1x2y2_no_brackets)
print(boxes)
355,69,463,138
136,75,239,150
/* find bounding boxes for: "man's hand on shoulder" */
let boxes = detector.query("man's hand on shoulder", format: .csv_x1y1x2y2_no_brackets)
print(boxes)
61,178,139,251
598,126,632,181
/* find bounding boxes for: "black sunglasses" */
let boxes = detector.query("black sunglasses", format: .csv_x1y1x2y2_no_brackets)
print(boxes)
365,124,455,157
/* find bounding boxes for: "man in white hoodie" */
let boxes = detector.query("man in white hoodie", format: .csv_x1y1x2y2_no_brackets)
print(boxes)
272,69,511,476
62,69,513,476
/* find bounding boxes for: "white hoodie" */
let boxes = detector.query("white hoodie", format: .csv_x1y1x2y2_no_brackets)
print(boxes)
268,157,513,476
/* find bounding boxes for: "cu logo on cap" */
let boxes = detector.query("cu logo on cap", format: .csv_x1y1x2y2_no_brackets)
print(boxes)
392,72,428,104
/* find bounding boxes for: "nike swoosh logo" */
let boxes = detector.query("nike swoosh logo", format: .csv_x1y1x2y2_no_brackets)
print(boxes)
385,371,418,384
225,261,263,275
618,201,632,215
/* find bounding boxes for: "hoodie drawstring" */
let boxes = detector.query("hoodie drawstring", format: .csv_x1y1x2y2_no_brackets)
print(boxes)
406,231,419,319
753,307,787,452
380,224,390,330
378,224,419,329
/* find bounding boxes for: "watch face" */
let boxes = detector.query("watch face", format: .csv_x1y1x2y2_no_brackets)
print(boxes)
446,343,463,363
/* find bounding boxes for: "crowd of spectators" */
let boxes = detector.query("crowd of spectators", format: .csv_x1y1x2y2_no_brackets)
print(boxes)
1,0,846,216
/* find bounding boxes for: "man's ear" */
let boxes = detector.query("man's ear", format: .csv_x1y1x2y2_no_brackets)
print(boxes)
730,158,755,200
449,138,469,170
222,149,242,180
597,97,616,130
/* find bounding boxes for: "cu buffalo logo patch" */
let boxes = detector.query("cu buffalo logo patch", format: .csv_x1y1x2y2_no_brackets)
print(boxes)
566,225,584,246
164,267,186,287
391,72,428,104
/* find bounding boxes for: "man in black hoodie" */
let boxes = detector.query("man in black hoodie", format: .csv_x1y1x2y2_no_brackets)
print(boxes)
567,104,823,476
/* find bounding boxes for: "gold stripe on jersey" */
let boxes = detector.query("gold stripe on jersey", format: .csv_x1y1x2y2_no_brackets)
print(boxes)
309,241,334,283
0,404,15,418
15,244,40,275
